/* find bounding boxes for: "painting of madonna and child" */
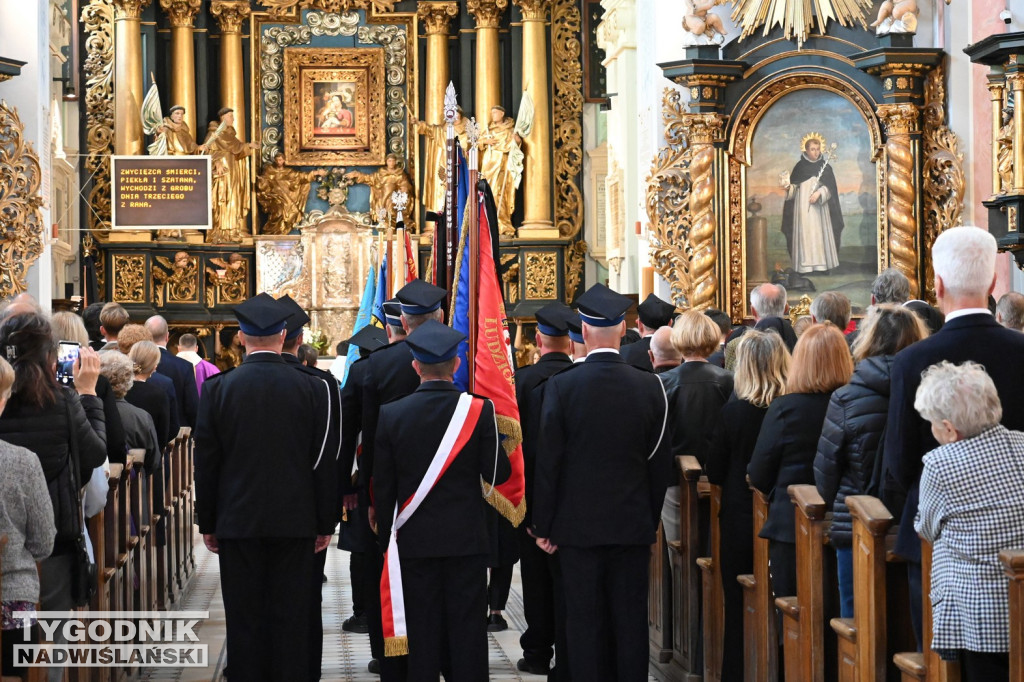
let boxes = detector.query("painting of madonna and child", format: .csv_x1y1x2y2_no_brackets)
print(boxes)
746,88,879,315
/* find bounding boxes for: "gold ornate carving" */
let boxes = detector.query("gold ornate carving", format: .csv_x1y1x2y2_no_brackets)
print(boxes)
788,295,813,325
645,89,719,310
500,253,519,304
111,0,150,19
517,0,549,21
467,0,508,29
731,0,871,48
259,0,397,18
878,103,920,297
551,0,584,238
205,254,249,305
82,0,115,236
921,64,965,302
112,254,147,303
417,1,458,34
159,0,200,27
0,101,46,298
524,252,558,299
564,239,587,300
210,0,249,32
152,251,200,305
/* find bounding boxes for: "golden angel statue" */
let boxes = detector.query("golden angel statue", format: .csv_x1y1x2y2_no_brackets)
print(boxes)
256,151,325,235
681,0,726,46
204,107,260,243
152,250,199,306
479,102,527,238
345,154,415,226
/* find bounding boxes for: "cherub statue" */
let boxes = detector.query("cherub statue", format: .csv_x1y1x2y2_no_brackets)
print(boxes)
682,0,727,47
870,0,918,35
153,251,199,306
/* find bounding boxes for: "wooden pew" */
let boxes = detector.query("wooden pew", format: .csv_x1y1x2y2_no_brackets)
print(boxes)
893,540,960,682
739,488,778,682
697,481,723,682
829,495,894,682
154,439,173,610
127,449,157,613
180,428,195,579
164,430,183,604
668,456,704,679
775,485,831,682
1000,550,1024,682
649,520,673,665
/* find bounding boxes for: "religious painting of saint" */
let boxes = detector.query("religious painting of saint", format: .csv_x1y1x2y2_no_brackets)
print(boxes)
744,88,881,314
282,47,386,166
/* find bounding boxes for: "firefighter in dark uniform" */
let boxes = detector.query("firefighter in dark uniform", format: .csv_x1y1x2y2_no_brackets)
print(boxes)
515,302,576,677
360,279,448,678
336,323,387,638
194,293,337,682
277,294,344,681
531,284,673,682
619,293,677,372
374,320,511,682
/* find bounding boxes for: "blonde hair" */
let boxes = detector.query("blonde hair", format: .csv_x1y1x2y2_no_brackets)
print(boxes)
51,312,90,346
671,309,721,359
129,340,161,376
786,323,853,394
117,324,154,355
734,329,790,408
0,356,15,400
915,361,1001,439
851,303,928,363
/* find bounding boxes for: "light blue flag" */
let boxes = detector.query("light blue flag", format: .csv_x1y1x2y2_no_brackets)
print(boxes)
341,261,378,387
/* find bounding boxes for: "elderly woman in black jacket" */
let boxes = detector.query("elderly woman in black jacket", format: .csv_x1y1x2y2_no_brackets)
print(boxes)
0,313,106,630
813,304,927,617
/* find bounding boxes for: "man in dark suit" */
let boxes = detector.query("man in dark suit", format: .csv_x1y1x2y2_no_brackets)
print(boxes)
515,302,576,677
374,320,510,681
337,324,387,638
194,293,337,682
532,284,673,682
278,295,344,682
145,314,199,428
360,281,447,679
619,293,676,372
883,226,1024,648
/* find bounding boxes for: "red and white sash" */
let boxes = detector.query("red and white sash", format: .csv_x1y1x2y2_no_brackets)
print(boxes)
380,393,485,656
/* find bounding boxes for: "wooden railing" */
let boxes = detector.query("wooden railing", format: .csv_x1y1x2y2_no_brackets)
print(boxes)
1001,550,1024,682
697,480,723,682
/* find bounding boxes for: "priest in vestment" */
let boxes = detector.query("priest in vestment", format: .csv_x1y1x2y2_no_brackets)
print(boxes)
478,106,522,238
779,134,844,274
205,107,258,243
411,109,469,214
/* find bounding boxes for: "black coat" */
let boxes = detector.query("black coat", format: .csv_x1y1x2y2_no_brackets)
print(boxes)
156,346,199,429
660,361,734,465
814,356,893,547
619,336,654,372
706,395,769,534
359,340,419,492
96,375,126,465
883,312,1024,561
337,357,373,552
515,351,573,527
747,391,833,544
532,351,672,547
125,378,173,447
147,372,180,440
194,352,336,538
374,382,509,558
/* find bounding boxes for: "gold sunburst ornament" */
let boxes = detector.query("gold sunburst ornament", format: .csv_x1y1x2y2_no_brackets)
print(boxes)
800,131,827,150
730,0,873,47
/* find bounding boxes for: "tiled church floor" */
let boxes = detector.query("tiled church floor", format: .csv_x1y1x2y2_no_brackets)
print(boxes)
143,532,659,682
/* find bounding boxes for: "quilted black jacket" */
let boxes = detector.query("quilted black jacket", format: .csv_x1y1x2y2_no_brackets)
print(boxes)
813,355,894,547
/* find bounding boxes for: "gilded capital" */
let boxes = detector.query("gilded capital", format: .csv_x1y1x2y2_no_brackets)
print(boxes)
1007,72,1024,92
681,113,724,146
159,0,201,28
514,0,550,22
112,0,151,20
417,2,459,35
467,0,509,29
877,103,920,137
210,0,250,33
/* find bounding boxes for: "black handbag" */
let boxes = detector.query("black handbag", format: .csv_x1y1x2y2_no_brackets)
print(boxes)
64,394,97,607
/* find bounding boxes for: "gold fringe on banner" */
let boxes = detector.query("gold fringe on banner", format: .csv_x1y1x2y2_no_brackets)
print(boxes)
384,635,409,657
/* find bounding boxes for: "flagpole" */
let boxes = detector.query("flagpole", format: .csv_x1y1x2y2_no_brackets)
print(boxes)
443,83,458,307
466,119,481,394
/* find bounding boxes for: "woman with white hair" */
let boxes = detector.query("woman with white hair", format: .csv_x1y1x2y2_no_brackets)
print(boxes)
99,351,160,474
914,360,1024,681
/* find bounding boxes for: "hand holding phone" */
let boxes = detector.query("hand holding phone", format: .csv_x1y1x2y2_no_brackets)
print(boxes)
56,341,80,386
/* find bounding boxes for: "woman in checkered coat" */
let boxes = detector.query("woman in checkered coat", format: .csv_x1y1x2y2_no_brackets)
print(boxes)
914,360,1024,682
